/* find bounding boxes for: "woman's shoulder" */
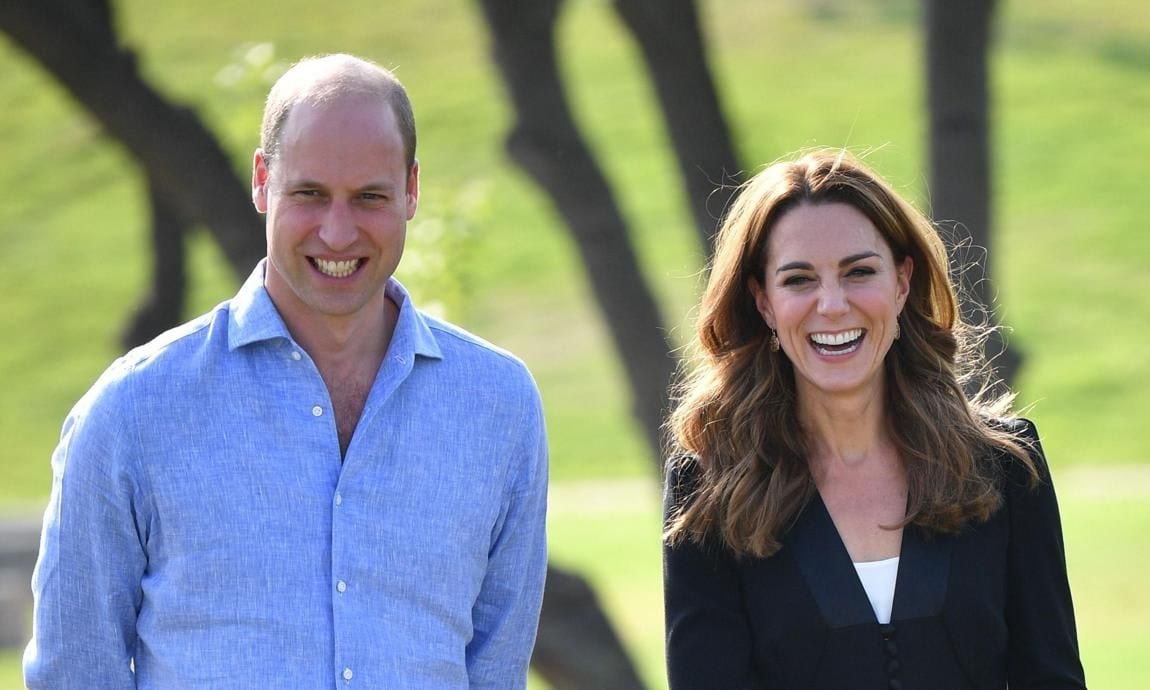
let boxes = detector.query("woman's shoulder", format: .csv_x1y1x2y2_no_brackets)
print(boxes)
664,453,703,507
983,415,1050,487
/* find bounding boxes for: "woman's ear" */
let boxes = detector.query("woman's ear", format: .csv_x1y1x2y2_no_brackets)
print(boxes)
896,256,914,310
747,275,775,330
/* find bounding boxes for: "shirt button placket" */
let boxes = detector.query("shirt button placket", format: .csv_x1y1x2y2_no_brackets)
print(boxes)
342,667,353,683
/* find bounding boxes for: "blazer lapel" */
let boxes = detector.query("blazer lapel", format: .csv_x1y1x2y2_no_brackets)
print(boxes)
788,493,877,628
890,525,952,621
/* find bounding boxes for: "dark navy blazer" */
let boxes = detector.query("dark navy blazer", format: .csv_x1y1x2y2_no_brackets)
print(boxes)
663,419,1086,689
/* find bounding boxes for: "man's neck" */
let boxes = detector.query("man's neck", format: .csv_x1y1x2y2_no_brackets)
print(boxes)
297,298,397,379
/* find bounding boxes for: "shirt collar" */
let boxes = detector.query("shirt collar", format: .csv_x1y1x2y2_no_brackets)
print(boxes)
227,259,443,361
384,276,443,361
228,260,291,350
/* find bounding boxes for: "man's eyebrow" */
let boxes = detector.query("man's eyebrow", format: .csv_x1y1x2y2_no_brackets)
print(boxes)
284,178,325,188
282,179,398,192
775,251,881,274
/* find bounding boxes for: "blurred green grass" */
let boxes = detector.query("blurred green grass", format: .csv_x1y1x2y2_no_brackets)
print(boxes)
1,0,1148,686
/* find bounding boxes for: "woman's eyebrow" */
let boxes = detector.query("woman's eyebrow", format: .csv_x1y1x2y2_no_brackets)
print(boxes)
775,251,881,274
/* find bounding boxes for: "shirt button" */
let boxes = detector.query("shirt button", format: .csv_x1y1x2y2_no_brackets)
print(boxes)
343,668,353,681
291,351,302,361
337,580,347,593
312,405,323,417
334,492,343,506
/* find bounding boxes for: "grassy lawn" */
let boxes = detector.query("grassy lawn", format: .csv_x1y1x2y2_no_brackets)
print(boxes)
1,0,1148,686
0,653,21,690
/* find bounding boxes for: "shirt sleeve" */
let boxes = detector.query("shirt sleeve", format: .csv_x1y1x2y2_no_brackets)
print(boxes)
23,364,148,689
1005,418,1087,689
663,460,764,690
465,383,549,689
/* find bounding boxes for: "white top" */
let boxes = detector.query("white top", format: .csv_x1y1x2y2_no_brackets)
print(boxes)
853,556,900,624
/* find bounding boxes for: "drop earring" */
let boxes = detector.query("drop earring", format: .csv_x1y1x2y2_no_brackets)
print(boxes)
894,318,901,341
769,330,781,352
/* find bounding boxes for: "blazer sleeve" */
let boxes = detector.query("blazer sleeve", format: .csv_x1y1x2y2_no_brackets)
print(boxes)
1004,419,1087,689
663,459,765,690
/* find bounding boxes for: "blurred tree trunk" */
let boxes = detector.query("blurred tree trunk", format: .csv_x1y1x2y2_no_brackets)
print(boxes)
613,0,742,253
925,0,1020,392
477,0,676,467
532,564,648,690
121,174,191,348
0,0,264,345
476,0,665,687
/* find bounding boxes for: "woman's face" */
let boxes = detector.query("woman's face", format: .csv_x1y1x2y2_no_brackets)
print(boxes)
749,202,912,403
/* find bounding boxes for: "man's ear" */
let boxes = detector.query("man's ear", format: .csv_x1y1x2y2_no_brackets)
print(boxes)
747,275,775,330
405,159,420,221
252,149,270,214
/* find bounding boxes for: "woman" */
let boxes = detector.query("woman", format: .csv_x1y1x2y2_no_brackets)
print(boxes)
663,150,1086,689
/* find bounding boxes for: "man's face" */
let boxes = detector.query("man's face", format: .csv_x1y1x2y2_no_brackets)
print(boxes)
252,96,418,335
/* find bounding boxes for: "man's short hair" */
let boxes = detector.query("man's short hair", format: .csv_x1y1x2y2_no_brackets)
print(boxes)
260,53,416,172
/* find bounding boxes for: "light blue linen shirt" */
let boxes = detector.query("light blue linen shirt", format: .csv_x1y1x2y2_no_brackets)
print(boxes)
24,262,549,689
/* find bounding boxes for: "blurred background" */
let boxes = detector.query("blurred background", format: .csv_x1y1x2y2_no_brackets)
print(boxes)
1,0,1147,687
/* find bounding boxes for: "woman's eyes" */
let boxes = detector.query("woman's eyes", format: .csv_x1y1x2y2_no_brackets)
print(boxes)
847,266,877,278
780,266,876,287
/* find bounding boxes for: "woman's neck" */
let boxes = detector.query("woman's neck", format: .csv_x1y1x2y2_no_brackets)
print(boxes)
798,385,897,477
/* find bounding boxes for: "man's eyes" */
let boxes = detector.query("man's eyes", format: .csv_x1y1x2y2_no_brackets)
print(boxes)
286,190,391,204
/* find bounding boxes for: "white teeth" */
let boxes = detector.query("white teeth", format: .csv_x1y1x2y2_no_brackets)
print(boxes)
314,258,360,278
810,329,863,346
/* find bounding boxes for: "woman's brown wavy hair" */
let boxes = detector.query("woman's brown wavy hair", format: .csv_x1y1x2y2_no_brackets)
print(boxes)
664,149,1037,559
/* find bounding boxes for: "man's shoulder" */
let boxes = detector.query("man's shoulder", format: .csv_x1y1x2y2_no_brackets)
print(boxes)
67,303,230,425
89,300,242,406
116,303,229,374
420,311,533,376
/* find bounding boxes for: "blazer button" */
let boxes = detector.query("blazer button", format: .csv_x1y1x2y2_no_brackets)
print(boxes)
879,623,897,640
884,639,898,657
886,658,900,675
888,679,903,690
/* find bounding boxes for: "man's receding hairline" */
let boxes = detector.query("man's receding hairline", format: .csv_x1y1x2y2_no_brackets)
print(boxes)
260,53,416,171
276,55,399,103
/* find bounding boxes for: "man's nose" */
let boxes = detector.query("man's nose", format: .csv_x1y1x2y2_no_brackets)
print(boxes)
317,202,358,251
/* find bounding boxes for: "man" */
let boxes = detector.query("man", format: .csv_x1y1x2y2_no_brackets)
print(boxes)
24,54,548,689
